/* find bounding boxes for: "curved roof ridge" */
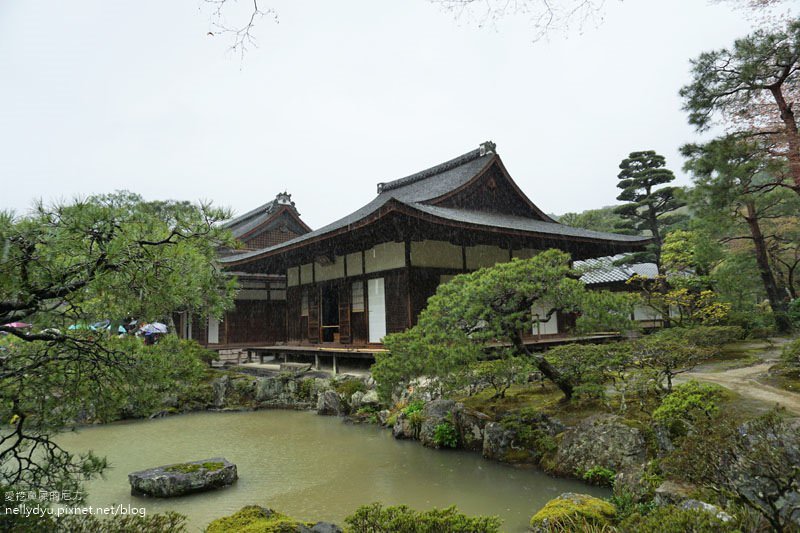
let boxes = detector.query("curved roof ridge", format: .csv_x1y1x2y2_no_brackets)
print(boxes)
377,141,495,194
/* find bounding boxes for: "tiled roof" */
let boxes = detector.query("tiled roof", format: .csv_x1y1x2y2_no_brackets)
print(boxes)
223,200,278,238
220,143,651,265
411,204,648,243
575,255,658,285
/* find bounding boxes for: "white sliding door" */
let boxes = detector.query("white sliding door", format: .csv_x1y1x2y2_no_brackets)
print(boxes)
368,278,386,343
208,317,219,344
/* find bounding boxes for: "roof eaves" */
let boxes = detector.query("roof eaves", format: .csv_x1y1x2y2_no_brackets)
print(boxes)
376,141,495,194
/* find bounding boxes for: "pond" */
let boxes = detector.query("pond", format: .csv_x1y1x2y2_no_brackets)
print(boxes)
57,410,607,532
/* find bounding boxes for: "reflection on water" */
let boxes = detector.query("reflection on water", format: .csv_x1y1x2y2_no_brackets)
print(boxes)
57,410,607,532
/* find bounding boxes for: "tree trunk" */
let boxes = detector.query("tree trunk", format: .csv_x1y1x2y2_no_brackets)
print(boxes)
770,85,800,195
511,332,573,400
744,201,791,332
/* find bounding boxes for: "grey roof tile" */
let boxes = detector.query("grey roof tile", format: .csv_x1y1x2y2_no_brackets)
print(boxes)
410,204,648,243
575,255,658,285
219,145,650,265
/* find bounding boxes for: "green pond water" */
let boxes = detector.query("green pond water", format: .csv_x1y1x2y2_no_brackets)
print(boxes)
57,410,608,532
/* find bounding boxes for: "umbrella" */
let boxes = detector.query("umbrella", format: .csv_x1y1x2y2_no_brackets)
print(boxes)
141,322,168,334
91,320,111,330
2,322,31,328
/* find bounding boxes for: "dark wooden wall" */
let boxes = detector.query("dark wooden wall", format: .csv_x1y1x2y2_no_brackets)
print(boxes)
245,228,302,249
223,300,287,344
384,270,410,335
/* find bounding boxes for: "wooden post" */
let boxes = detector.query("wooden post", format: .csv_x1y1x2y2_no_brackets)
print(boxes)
315,354,320,370
333,355,338,375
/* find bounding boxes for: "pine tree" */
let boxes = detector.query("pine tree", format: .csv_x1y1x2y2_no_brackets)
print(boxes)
613,150,686,270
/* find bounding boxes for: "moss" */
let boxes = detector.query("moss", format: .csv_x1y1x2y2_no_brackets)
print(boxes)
459,383,563,418
297,378,315,401
386,412,398,427
206,505,314,533
334,379,367,398
502,448,533,463
529,493,616,530
164,461,224,474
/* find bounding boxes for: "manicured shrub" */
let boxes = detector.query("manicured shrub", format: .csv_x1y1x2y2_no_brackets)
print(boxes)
652,325,744,350
206,506,312,533
618,505,735,533
345,503,502,533
652,380,724,439
529,493,616,531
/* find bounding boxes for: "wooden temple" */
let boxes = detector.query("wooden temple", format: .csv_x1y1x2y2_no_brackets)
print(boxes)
186,142,650,359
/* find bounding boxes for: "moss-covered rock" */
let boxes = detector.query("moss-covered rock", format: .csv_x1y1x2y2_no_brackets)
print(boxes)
546,414,648,477
529,492,616,532
206,506,341,533
128,457,237,497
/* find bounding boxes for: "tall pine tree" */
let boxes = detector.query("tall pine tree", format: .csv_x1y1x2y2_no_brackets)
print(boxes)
613,150,686,271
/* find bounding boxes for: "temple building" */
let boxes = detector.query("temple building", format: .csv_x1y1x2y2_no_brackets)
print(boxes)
195,142,649,356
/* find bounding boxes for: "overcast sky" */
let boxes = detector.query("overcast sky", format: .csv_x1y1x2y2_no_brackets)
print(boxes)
0,1,775,228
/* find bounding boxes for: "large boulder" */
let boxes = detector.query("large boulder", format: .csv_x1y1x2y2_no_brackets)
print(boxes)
129,458,237,497
360,390,380,408
653,480,696,506
418,400,458,448
529,492,616,532
482,422,516,461
680,500,734,523
256,376,286,402
212,375,231,408
455,408,492,452
316,390,343,416
548,414,648,477
613,466,655,503
483,412,563,464
349,391,365,411
392,412,418,439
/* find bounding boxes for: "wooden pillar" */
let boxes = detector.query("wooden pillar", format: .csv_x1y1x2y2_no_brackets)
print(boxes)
332,355,338,375
315,354,320,370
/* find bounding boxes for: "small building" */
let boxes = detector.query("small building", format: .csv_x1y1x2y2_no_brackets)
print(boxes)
212,142,650,352
177,192,311,349
221,191,311,253
575,255,663,327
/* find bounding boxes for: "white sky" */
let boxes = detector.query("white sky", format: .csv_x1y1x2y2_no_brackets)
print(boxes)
0,1,766,228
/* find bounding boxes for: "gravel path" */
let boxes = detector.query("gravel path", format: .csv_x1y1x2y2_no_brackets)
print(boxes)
678,339,800,415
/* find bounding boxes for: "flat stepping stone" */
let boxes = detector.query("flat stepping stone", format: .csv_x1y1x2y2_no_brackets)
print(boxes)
128,457,237,497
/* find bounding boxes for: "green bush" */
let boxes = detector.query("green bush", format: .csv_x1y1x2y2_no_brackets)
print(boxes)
529,493,616,531
1,508,188,533
789,299,800,329
581,466,616,487
618,505,735,532
433,420,458,448
406,410,424,436
652,380,724,439
781,338,800,368
608,490,657,523
545,343,631,402
206,506,312,533
402,400,425,416
653,326,744,350
335,379,367,398
297,378,315,401
345,503,502,533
